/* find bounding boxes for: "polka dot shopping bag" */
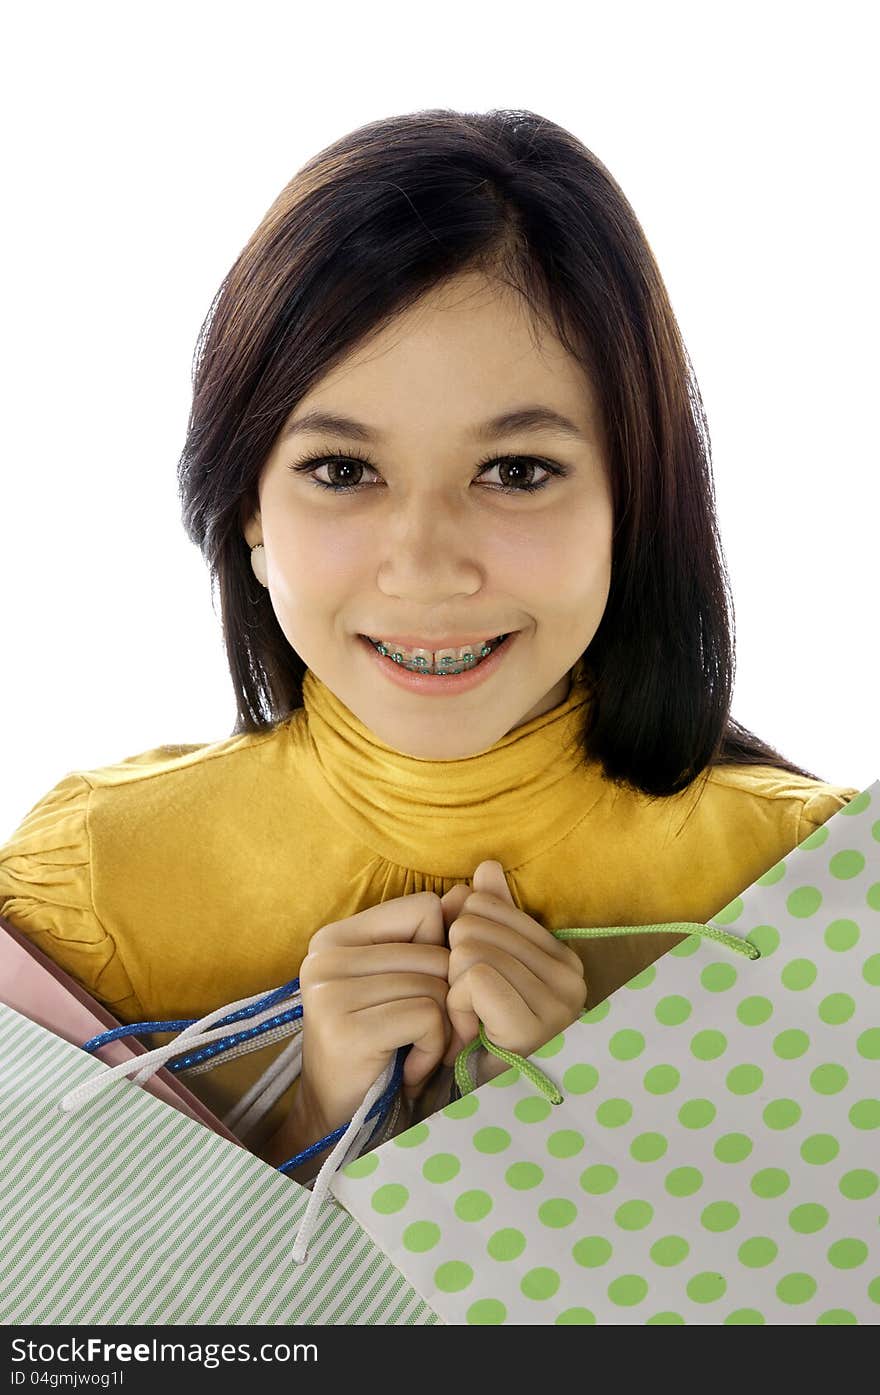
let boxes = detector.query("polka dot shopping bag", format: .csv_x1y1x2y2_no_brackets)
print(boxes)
331,780,880,1325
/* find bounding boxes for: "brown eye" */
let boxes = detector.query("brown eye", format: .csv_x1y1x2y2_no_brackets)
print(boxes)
479,457,553,492
288,448,566,495
318,459,373,489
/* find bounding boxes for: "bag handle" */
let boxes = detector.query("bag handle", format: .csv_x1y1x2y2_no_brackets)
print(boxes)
80,976,302,1077
454,920,760,1101
60,987,300,1113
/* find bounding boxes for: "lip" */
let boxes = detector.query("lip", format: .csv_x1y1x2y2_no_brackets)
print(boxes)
357,631,519,695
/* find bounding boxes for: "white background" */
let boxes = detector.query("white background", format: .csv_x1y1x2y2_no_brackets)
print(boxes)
2,0,877,837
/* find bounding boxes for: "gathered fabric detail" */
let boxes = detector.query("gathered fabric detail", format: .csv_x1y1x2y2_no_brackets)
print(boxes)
290,668,604,872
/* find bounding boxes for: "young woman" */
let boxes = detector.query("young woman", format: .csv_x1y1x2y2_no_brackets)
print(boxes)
0,108,859,1182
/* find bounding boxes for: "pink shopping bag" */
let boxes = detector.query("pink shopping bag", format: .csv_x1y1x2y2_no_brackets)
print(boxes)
0,914,240,1145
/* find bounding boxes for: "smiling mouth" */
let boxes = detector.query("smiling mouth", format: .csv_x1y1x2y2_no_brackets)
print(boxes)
364,634,509,674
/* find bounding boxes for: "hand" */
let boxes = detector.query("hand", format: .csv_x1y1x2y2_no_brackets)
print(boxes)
443,860,587,1077
293,891,452,1143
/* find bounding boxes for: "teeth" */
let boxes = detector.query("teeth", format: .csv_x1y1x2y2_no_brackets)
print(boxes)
368,635,505,674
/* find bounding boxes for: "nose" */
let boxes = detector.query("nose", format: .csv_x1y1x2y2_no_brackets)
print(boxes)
376,488,484,602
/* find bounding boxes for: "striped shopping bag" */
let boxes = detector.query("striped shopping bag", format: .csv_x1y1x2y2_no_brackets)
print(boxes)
0,1001,440,1325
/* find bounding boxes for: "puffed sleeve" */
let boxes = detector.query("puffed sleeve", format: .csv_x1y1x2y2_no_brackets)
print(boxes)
0,772,143,1018
797,785,863,841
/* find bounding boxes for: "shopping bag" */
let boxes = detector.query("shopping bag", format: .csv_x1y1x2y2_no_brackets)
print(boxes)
332,779,880,1325
0,914,240,1144
0,1002,440,1325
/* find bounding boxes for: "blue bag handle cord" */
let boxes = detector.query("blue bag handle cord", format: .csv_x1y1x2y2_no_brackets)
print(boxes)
80,977,302,1068
76,979,402,1174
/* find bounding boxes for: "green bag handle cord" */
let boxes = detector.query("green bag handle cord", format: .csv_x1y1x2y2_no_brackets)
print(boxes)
453,921,761,1103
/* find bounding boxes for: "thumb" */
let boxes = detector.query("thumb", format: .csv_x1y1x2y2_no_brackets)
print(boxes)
471,859,515,906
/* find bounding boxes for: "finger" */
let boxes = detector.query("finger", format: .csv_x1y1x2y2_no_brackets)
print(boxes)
450,944,563,1018
445,961,538,1048
448,915,585,987
352,997,449,1093
314,971,450,1017
439,882,471,934
301,942,450,986
471,859,516,907
456,891,579,964
309,891,445,950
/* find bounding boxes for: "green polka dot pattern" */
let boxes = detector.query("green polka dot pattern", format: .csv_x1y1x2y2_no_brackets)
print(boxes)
333,781,880,1324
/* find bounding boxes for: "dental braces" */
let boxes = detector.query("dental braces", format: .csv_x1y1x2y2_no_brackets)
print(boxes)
375,640,495,674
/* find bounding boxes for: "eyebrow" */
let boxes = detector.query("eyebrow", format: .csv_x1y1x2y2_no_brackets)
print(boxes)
280,405,590,445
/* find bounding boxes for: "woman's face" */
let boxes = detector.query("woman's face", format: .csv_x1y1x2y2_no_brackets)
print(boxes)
243,271,614,759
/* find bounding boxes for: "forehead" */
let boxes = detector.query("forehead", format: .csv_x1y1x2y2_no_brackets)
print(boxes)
286,272,597,437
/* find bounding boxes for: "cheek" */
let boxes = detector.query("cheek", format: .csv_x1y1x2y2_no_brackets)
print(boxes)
268,515,364,608
503,507,612,612
576,532,613,613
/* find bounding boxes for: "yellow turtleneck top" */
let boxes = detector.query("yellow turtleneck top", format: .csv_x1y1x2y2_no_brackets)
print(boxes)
0,669,860,1153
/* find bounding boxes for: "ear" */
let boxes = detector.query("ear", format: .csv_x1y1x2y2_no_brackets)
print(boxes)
240,497,262,549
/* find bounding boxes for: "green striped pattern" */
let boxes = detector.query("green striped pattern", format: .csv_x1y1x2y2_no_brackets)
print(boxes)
0,1005,440,1325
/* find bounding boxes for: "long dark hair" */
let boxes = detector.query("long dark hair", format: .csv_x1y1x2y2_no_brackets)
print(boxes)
177,107,822,797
